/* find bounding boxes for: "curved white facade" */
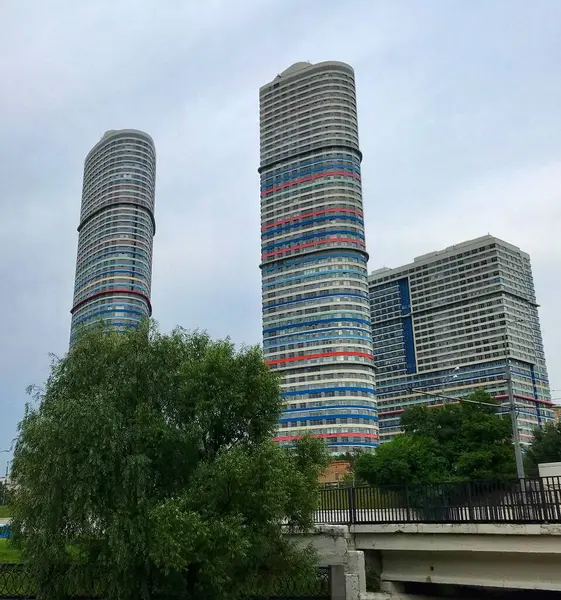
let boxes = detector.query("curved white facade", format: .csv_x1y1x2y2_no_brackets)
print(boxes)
70,129,156,343
259,62,378,453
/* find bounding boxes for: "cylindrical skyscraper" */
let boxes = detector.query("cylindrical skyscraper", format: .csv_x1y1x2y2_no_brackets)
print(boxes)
70,129,156,343
259,62,378,454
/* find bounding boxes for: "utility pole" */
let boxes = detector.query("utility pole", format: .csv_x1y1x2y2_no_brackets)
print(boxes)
507,369,525,479
503,323,525,480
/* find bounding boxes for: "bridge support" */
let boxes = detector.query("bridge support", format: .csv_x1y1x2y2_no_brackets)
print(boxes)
285,525,366,599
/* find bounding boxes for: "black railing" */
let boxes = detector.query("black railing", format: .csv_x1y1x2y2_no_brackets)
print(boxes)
0,564,330,600
316,476,561,525
0,564,35,600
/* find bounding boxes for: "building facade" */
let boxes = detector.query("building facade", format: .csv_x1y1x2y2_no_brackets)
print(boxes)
259,61,378,454
70,129,156,343
369,235,552,443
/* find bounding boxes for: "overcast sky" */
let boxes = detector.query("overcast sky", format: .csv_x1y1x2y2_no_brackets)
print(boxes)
1,0,560,473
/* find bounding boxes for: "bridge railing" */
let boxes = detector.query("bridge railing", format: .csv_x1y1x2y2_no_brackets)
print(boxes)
316,476,561,525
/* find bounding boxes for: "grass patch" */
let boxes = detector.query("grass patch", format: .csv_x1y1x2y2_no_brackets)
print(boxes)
0,505,10,518
0,538,21,563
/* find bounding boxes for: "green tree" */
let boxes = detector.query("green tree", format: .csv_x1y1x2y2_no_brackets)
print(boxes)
525,422,561,476
11,322,328,600
355,435,447,486
357,391,516,485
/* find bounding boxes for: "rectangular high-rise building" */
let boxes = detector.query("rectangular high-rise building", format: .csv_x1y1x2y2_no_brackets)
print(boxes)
259,61,378,454
369,235,552,443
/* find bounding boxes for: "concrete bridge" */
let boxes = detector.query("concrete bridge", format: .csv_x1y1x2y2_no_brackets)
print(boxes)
287,521,561,599
307,475,561,597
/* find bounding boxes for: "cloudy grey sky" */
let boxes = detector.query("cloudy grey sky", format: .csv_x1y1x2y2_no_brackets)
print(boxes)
1,0,560,473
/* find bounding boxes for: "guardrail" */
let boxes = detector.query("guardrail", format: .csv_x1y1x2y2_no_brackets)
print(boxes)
316,476,561,525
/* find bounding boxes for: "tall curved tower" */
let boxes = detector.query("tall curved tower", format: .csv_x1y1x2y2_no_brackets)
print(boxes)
70,129,156,343
259,61,378,454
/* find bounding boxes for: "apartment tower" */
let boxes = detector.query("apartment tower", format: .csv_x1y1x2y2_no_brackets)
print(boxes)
70,129,156,343
369,235,552,443
259,61,377,454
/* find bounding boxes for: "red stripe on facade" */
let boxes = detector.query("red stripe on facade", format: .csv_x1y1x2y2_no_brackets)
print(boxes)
262,207,364,231
262,236,365,259
71,288,152,315
495,394,553,406
266,351,374,366
261,171,360,197
378,402,450,417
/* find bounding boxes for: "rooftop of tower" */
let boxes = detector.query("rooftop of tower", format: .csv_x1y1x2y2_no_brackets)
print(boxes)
85,129,155,162
279,62,312,77
369,234,529,280
260,60,354,91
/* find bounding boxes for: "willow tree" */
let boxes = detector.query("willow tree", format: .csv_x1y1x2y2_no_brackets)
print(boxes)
11,322,328,600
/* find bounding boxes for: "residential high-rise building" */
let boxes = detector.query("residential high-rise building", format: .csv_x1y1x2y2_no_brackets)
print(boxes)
259,61,377,454
70,129,156,343
369,235,552,443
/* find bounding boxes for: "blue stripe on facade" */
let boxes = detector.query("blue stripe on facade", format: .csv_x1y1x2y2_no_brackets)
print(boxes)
78,319,142,329
261,157,359,180
261,229,365,252
263,316,371,334
261,162,360,190
262,215,364,238
279,441,378,448
87,249,150,259
262,268,367,289
76,268,149,288
329,442,378,448
376,364,507,391
266,326,372,342
377,365,548,396
265,332,373,348
261,156,359,181
80,251,150,269
284,403,377,412
74,300,146,314
80,252,150,268
73,307,145,326
261,253,367,273
497,410,545,418
402,317,416,374
280,413,378,423
282,388,376,397
264,291,369,311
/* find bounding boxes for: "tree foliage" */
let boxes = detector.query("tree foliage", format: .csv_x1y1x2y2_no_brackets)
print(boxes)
11,322,329,600
525,421,561,476
355,435,447,486
356,391,516,485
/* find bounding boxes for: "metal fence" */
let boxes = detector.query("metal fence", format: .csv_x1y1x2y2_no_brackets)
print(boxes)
316,476,561,525
0,564,330,600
